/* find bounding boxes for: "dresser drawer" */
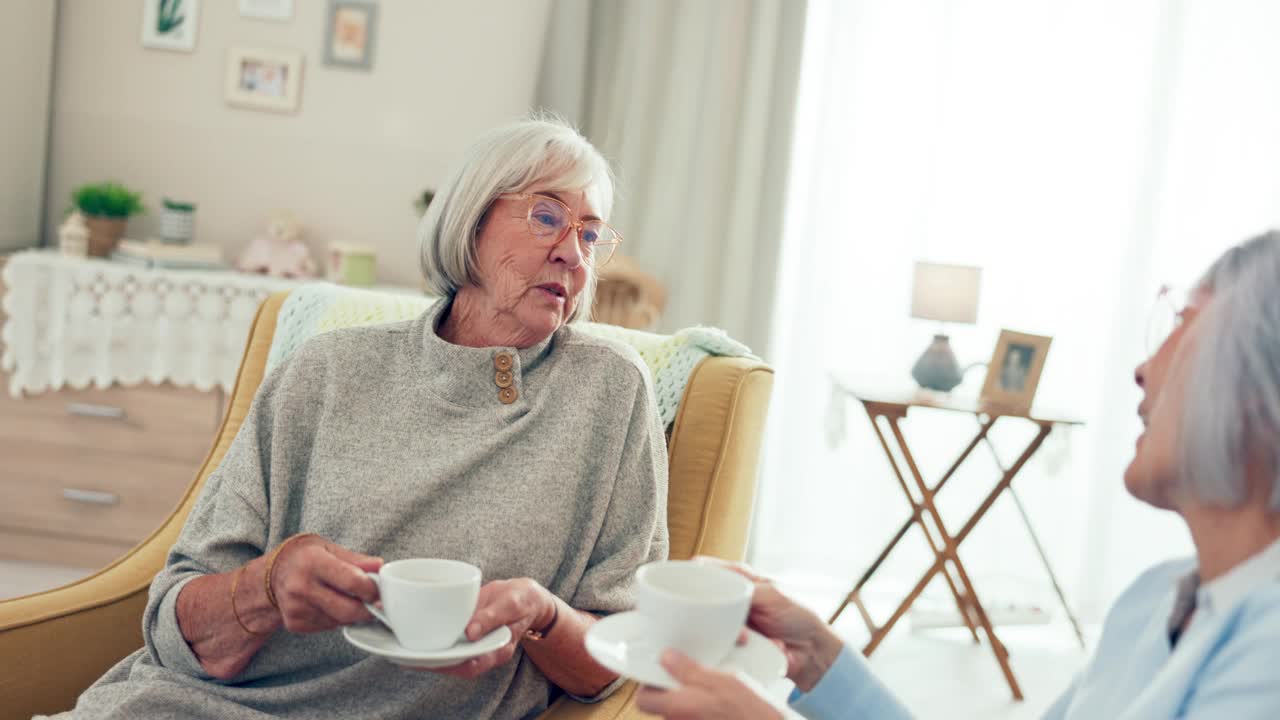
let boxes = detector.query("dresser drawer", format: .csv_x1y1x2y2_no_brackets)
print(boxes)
0,383,216,465
0,527,134,570
0,438,195,545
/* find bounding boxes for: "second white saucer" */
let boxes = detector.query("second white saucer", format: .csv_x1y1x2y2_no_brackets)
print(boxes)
584,610,786,690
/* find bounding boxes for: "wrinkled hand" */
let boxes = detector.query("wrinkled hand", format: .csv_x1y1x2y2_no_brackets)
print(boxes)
424,578,556,679
698,558,843,692
635,650,782,720
270,535,383,634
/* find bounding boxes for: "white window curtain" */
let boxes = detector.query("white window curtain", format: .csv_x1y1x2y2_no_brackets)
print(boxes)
756,0,1280,624
536,0,806,353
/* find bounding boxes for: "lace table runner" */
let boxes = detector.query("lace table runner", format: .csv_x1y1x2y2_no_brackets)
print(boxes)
1,250,300,396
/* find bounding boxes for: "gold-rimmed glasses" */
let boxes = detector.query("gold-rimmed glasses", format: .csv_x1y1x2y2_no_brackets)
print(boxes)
498,192,622,267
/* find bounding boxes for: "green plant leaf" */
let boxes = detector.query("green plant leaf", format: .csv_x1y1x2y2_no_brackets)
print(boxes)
71,181,145,218
157,0,185,34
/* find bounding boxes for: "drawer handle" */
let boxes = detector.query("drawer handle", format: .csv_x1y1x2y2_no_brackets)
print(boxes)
66,402,128,421
61,488,121,506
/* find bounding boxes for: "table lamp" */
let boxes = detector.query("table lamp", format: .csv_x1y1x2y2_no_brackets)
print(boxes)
909,262,982,392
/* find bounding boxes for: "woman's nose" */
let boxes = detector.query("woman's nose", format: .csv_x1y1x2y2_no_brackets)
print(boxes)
1135,361,1147,389
550,226,585,268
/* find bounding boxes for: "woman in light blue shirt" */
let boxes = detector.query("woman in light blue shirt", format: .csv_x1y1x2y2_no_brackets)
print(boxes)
637,231,1280,720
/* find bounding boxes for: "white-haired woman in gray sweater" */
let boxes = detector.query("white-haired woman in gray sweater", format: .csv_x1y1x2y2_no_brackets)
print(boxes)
71,117,670,719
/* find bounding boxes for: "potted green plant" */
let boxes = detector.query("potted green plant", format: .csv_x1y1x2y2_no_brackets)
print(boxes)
70,181,144,257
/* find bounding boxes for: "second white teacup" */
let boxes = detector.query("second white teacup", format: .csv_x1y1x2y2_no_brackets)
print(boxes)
364,558,481,651
635,560,754,667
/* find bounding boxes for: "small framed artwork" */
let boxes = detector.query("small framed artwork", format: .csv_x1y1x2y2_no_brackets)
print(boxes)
224,47,304,114
323,1,379,71
141,0,201,52
979,330,1053,414
239,0,294,21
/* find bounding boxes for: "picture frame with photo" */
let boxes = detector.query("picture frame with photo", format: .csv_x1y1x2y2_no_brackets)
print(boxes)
224,47,304,114
141,0,201,52
323,1,379,71
979,329,1053,414
239,0,294,21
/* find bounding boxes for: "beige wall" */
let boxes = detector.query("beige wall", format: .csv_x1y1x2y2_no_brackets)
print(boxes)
0,0,56,252
46,0,552,286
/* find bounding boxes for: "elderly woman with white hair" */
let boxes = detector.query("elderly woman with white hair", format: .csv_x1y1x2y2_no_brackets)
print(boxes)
637,232,1280,719
68,116,669,719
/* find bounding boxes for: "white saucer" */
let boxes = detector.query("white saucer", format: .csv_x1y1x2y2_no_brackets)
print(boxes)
343,623,512,669
584,611,787,690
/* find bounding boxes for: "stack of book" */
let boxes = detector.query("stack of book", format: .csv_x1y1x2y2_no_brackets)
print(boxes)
110,239,227,271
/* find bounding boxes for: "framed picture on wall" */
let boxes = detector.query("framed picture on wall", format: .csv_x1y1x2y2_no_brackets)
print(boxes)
224,47,304,114
239,0,294,21
141,0,201,52
979,329,1053,414
323,1,379,71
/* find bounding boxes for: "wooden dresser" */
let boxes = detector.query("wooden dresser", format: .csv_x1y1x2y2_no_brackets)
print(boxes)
0,256,223,568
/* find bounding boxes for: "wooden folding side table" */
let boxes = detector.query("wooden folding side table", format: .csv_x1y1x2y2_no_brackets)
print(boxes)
828,386,1084,701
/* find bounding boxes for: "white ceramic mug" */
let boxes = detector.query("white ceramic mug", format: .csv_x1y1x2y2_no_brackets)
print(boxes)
364,559,481,651
635,560,754,667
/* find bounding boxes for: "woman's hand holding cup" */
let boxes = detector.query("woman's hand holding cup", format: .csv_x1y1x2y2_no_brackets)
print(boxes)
350,559,553,680
632,559,783,719
693,557,843,692
269,534,384,634
429,577,557,679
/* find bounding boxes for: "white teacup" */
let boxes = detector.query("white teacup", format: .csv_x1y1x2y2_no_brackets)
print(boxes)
635,560,754,667
364,558,481,651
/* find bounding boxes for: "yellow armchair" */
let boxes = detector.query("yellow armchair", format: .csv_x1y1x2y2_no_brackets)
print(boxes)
0,291,773,720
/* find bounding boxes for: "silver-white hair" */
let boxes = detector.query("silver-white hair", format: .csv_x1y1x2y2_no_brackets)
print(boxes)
417,112,615,322
1180,230,1280,510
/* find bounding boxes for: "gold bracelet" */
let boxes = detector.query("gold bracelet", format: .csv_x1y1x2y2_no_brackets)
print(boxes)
231,565,269,637
265,533,317,609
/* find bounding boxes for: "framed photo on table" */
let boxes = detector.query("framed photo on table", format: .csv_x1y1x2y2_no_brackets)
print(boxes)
224,47,304,113
979,330,1052,414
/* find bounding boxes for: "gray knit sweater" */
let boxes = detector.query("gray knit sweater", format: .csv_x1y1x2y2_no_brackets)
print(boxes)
72,300,670,719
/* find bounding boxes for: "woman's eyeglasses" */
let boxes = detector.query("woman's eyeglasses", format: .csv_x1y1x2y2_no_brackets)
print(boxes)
1145,284,1190,356
499,193,622,267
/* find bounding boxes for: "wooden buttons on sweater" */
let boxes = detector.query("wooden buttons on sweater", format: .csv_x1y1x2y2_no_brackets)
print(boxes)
494,352,517,403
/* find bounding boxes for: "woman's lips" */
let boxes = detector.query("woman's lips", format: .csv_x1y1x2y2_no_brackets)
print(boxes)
535,284,566,303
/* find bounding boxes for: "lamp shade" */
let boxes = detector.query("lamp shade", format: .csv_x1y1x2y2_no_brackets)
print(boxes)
910,262,981,324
